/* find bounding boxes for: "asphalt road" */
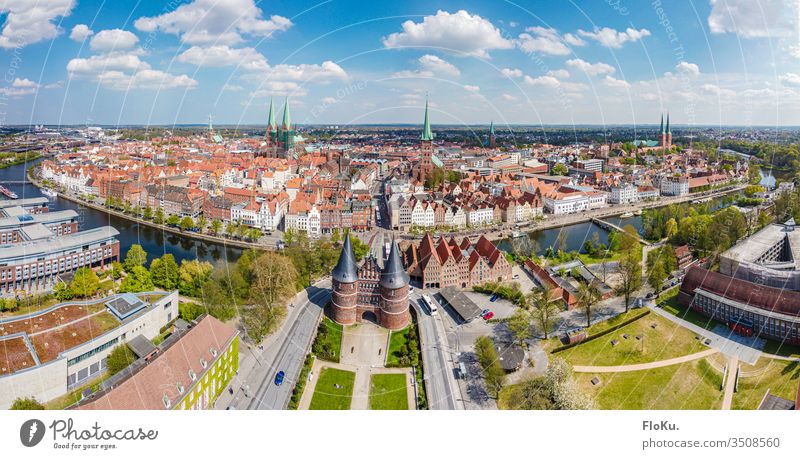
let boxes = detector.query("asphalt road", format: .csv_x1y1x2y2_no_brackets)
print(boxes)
241,284,331,410
410,291,462,410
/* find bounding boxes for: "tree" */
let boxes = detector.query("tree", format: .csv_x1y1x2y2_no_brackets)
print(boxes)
552,163,569,175
179,216,194,230
474,336,506,399
120,266,154,293
283,227,296,245
665,218,678,240
153,208,165,225
166,214,180,227
647,261,667,297
226,221,238,238
150,254,179,290
178,259,214,297
196,215,207,232
576,281,602,328
616,243,643,312
528,286,560,339
349,232,370,261
71,267,100,298
54,281,74,301
331,227,341,245
110,261,124,280
250,251,298,308
10,397,44,410
106,344,136,375
210,219,222,235
143,206,153,220
123,244,147,272
507,309,532,346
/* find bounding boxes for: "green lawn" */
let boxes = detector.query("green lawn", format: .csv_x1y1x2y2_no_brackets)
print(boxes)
659,292,719,331
555,310,706,367
386,326,411,367
309,367,355,410
732,359,800,410
576,358,724,409
369,373,409,410
314,317,343,362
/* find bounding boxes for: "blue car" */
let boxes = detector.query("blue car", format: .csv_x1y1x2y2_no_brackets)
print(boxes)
274,370,285,386
489,294,499,302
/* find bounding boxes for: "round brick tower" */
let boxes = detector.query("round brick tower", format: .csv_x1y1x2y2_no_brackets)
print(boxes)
379,238,410,330
331,233,358,326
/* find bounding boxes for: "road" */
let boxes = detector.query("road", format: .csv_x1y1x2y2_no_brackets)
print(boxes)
218,280,331,410
409,292,462,410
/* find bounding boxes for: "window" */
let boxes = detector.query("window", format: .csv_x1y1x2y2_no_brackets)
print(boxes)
189,369,196,381
163,395,171,409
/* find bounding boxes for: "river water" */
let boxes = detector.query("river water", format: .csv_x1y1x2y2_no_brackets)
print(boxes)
0,159,243,266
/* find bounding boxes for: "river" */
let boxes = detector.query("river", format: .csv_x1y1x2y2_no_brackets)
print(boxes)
0,159,243,266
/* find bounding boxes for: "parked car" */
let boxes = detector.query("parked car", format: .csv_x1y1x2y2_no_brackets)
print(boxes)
489,294,499,302
274,370,285,386
481,311,495,320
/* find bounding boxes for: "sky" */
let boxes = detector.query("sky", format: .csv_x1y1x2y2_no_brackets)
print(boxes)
0,0,798,127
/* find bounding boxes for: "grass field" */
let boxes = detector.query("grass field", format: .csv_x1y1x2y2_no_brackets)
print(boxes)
386,326,410,367
309,367,355,410
315,318,343,363
659,291,719,331
552,311,706,367
732,359,800,410
576,358,724,409
369,373,409,410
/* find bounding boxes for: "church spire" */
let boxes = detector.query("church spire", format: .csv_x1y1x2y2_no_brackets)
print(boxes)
659,114,664,135
489,120,495,136
267,98,277,132
281,96,292,130
666,113,670,135
420,96,433,141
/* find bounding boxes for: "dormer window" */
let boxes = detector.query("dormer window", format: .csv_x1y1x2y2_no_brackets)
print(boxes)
176,382,184,394
210,347,218,357
200,358,207,369
189,369,196,381
163,395,171,409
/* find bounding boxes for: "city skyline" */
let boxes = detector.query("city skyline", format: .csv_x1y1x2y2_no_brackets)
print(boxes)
0,0,797,126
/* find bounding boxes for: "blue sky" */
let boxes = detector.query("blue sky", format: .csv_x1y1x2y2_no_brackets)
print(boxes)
0,0,798,127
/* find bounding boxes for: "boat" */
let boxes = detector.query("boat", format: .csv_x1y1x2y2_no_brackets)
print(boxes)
40,188,57,198
511,231,525,238
620,211,634,218
0,185,18,199
634,209,643,216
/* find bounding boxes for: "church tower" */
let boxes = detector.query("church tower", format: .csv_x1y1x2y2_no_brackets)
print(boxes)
488,120,496,148
659,113,672,148
665,113,672,148
278,97,296,157
416,97,434,182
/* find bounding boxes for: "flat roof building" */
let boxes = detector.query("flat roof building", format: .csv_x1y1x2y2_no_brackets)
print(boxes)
719,220,800,291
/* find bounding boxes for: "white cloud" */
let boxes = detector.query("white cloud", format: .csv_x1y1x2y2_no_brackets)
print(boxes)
501,68,523,78
516,27,572,56
524,75,560,88
0,77,38,97
603,75,631,89
320,96,337,104
676,61,700,77
382,10,513,58
70,24,93,42
563,33,586,46
548,69,570,79
701,83,737,98
418,54,460,77
259,61,348,83
178,45,267,70
566,58,615,75
394,54,460,78
67,51,197,90
250,82,307,97
90,29,139,52
134,0,291,46
0,0,75,49
501,93,518,102
222,83,243,91
463,85,480,92
708,0,798,38
577,27,651,48
779,73,800,87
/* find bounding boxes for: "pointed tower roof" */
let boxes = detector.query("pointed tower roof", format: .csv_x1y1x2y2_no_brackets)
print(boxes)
489,120,495,135
420,97,434,141
332,233,358,283
380,237,409,289
666,113,670,134
659,114,664,135
281,97,292,130
267,98,277,132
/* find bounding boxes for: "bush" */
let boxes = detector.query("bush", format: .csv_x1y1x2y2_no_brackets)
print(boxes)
106,344,136,376
10,397,45,410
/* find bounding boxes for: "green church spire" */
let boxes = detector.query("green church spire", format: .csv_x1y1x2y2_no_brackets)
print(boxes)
281,97,292,130
420,97,433,141
489,120,495,135
659,114,664,135
267,98,277,132
666,113,670,134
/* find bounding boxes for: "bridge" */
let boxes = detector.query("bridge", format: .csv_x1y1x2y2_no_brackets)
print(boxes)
591,217,651,246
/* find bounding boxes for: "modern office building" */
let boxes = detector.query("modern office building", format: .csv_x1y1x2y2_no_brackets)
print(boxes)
0,208,78,244
0,226,120,295
75,314,238,410
719,219,800,291
0,291,178,409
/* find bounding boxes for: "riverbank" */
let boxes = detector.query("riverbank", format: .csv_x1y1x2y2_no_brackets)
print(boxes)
0,153,42,170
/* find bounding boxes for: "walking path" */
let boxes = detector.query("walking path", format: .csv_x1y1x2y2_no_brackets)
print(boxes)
573,348,718,373
721,356,739,410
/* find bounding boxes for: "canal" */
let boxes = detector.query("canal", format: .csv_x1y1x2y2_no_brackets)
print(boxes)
0,159,243,266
